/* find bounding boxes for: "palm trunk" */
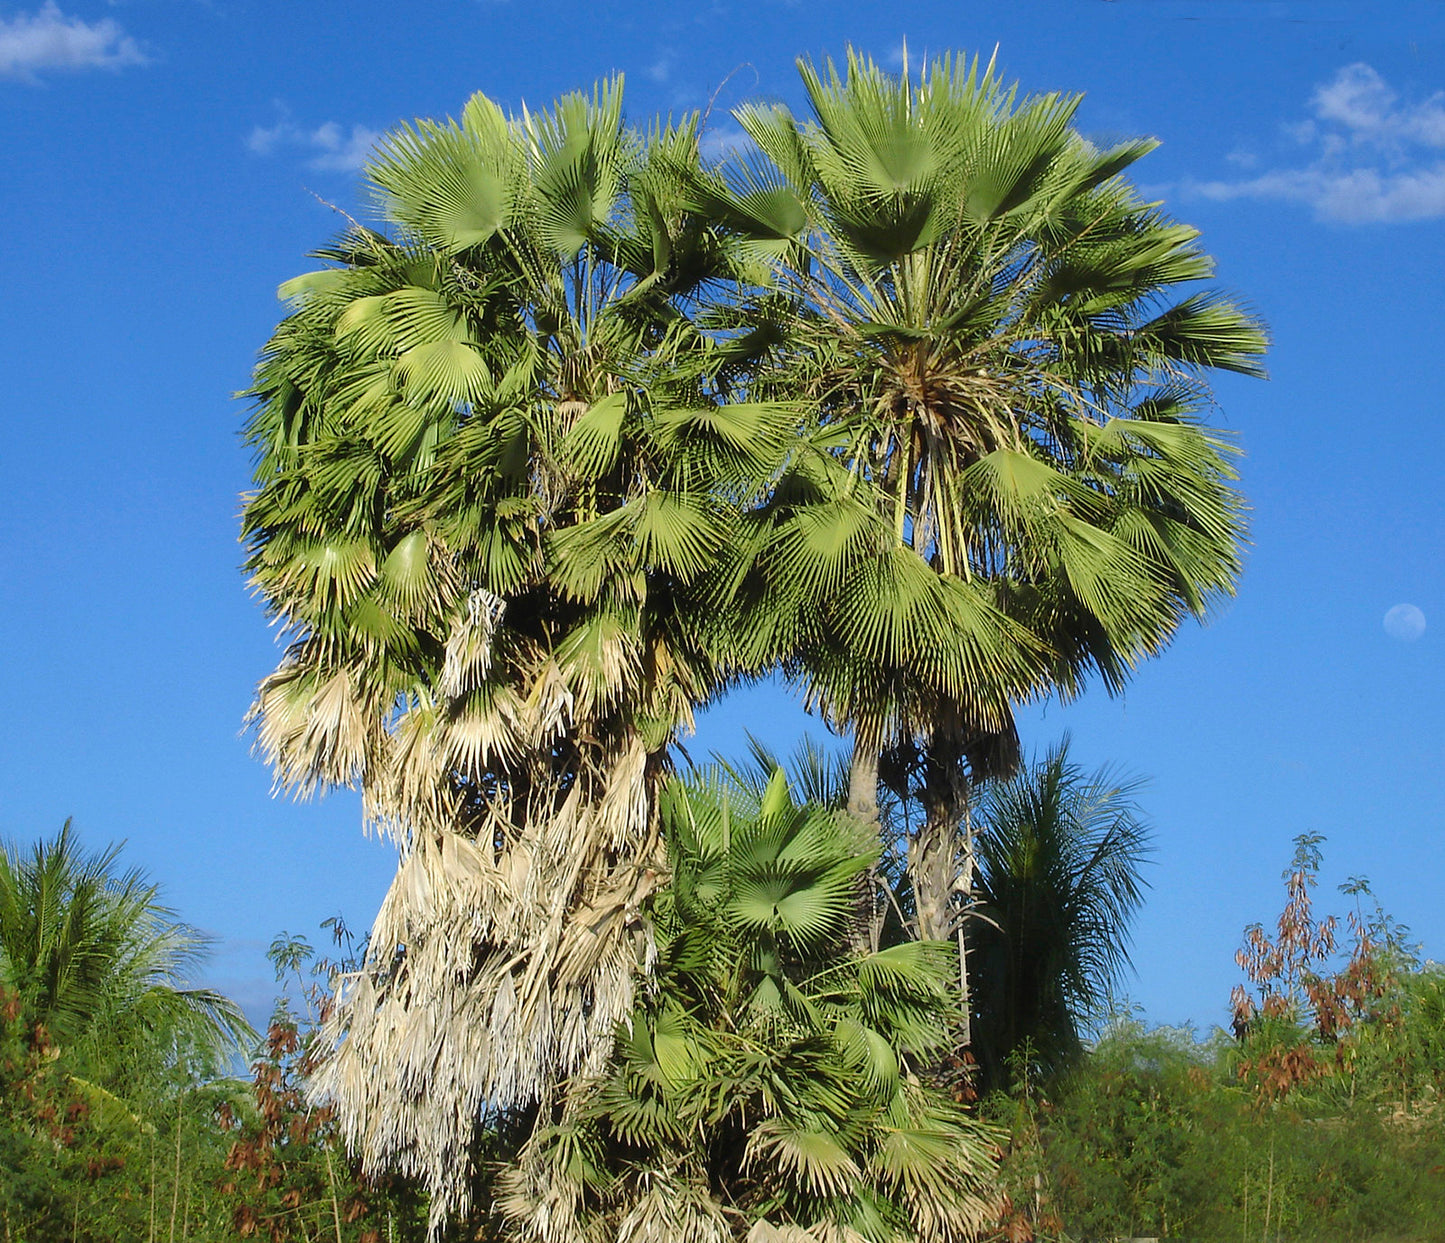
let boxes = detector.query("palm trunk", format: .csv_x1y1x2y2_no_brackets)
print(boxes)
848,729,883,952
911,725,983,1063
168,1091,183,1243
847,739,879,830
910,727,966,944
957,800,978,1051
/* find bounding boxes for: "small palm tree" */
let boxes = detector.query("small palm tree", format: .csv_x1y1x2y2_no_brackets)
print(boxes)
0,821,252,1071
966,740,1151,1090
498,767,1000,1241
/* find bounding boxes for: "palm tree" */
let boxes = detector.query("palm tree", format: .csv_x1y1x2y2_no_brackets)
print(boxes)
243,55,1266,1225
242,80,797,1227
0,821,252,1071
967,740,1151,1090
700,50,1264,955
497,767,1000,1241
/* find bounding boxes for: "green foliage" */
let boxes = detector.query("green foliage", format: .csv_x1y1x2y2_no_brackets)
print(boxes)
0,825,255,1241
967,739,1152,1091
984,839,1445,1243
0,825,436,1242
241,75,811,1227
703,48,1264,977
218,928,428,1242
1347,960,1445,1113
0,821,252,1068
715,47,1266,746
240,50,1265,1234
1007,1020,1238,1240
496,769,1002,1241
242,76,774,815
993,1012,1445,1243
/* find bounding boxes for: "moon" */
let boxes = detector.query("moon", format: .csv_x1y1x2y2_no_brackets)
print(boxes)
1383,603,1426,642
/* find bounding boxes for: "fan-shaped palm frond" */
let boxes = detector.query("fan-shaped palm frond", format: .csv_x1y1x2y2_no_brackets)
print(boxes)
241,78,802,1232
242,53,1262,1231
703,46,1262,972
497,769,1000,1241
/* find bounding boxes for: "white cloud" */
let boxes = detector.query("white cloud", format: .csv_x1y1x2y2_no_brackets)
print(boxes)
0,2,147,81
307,121,384,172
1311,64,1445,150
1189,64,1445,224
886,41,935,78
247,111,382,174
1195,164,1445,225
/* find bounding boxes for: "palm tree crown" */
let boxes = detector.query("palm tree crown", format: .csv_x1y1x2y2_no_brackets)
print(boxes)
0,822,252,1070
701,48,1263,943
243,79,801,1227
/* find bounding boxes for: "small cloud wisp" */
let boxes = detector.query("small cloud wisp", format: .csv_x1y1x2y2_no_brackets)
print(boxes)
1191,64,1445,224
248,113,383,174
0,2,147,81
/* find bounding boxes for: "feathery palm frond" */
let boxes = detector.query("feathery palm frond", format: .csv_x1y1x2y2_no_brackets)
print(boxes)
967,737,1152,1088
0,822,254,1070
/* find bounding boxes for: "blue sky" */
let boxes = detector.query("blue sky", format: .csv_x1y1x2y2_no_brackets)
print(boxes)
1,0,1441,1031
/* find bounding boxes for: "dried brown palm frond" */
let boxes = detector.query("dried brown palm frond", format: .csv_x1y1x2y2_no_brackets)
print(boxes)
249,658,382,797
612,1177,734,1243
745,1226,824,1243
313,733,664,1230
304,599,668,1221
497,1103,736,1243
438,585,507,698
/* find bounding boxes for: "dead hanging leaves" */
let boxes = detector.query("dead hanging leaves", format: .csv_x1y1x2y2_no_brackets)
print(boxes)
309,732,664,1232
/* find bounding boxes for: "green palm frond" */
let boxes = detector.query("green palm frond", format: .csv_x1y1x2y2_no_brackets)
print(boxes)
242,52,1262,1236
697,49,1261,991
746,1117,862,1199
968,736,1151,1089
499,770,1000,1241
0,823,255,1070
369,94,525,253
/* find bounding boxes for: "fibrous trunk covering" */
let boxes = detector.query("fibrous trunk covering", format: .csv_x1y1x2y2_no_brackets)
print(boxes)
313,748,659,1230
257,595,667,1232
911,728,970,944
